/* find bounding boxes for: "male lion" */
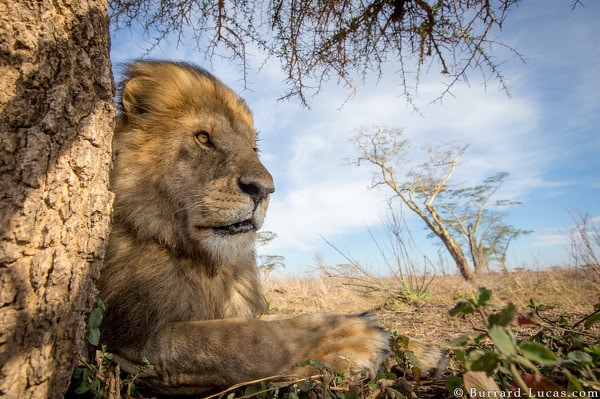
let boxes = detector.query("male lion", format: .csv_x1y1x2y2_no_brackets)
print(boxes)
98,61,424,395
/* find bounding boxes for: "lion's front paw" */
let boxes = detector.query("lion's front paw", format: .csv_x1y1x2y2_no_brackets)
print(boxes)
298,312,391,379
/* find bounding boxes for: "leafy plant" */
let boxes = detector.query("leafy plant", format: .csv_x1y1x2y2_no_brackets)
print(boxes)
87,297,106,346
69,297,154,398
448,288,600,396
70,347,153,399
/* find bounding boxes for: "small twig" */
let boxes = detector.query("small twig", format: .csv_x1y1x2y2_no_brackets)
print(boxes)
573,308,600,328
534,309,599,339
204,374,322,399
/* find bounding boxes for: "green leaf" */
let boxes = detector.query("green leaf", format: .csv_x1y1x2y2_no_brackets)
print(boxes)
95,296,106,311
88,307,104,330
445,375,464,393
487,303,517,327
297,380,315,392
403,349,418,366
86,297,106,346
87,329,101,347
243,384,262,396
476,287,492,307
91,378,101,390
518,342,558,366
377,371,397,380
468,350,500,372
488,326,517,357
395,334,410,349
567,350,593,365
528,298,553,312
584,343,600,357
333,373,348,384
367,379,378,391
453,349,466,362
449,300,475,316
74,382,90,394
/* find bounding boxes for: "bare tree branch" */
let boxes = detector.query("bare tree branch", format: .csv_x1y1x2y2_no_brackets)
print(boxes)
109,0,526,105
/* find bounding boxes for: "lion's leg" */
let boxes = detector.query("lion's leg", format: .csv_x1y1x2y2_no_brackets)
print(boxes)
114,313,390,395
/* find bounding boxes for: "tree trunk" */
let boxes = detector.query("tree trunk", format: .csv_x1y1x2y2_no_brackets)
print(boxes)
0,0,114,397
467,226,484,275
423,204,475,281
440,234,475,281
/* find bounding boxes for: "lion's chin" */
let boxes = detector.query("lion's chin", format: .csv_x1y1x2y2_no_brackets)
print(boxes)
193,225,257,269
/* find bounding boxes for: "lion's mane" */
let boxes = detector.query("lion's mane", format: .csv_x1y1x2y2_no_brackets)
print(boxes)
98,61,272,350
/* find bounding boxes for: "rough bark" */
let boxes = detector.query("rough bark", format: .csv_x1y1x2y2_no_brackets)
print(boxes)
0,0,114,397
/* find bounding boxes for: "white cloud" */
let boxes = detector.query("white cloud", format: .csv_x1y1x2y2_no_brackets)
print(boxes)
532,234,571,248
110,2,600,273
262,178,386,253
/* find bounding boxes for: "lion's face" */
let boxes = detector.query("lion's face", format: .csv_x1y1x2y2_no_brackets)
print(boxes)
111,61,274,268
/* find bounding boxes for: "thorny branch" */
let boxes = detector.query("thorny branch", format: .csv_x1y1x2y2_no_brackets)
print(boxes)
109,0,524,106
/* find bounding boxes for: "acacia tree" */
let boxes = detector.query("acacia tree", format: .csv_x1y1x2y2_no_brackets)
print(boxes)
352,126,529,280
109,0,523,104
0,0,114,397
256,231,286,279
433,172,531,273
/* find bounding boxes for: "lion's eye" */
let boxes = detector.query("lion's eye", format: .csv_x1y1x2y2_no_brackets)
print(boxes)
195,131,211,146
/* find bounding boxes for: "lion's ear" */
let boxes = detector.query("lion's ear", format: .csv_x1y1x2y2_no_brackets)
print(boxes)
120,78,149,117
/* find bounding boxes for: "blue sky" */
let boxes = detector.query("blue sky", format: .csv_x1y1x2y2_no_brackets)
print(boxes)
110,1,600,277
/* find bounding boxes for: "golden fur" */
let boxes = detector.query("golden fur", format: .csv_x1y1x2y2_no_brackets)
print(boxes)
97,61,394,395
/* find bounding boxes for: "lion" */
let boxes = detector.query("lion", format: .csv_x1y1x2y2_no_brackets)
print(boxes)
97,61,437,395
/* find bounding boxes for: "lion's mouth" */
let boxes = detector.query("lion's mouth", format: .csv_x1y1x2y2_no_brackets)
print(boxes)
212,220,256,236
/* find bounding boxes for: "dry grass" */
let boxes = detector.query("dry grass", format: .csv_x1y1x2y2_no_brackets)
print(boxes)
264,275,385,314
264,267,599,346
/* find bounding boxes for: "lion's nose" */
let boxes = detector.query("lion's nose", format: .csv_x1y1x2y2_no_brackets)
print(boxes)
238,175,275,205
